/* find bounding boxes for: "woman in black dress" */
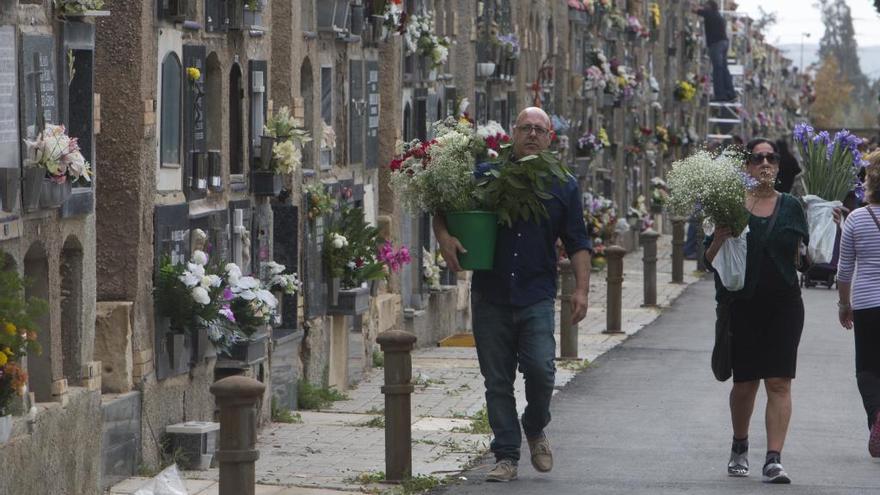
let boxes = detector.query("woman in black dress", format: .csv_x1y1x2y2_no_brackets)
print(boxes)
705,138,809,484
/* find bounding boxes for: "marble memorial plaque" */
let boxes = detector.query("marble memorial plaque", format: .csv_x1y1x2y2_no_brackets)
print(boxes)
0,27,18,168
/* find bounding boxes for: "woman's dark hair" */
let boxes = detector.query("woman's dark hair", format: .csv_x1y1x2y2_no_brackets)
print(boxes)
705,0,719,10
775,139,792,157
745,137,777,154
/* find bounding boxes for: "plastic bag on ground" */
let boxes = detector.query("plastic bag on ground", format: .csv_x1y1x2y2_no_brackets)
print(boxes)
715,225,749,291
133,464,188,495
803,195,841,265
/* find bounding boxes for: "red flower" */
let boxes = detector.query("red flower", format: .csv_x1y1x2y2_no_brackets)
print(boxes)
355,257,364,268
390,158,403,171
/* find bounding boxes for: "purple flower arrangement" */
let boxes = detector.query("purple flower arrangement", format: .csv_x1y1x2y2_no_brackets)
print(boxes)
793,122,866,202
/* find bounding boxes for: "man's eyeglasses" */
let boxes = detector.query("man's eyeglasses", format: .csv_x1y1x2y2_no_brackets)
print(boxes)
747,152,780,165
515,124,550,137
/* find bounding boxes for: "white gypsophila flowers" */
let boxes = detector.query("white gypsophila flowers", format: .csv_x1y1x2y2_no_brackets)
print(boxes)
667,149,751,234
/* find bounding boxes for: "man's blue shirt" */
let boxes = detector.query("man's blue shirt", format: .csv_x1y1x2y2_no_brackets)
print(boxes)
472,167,592,307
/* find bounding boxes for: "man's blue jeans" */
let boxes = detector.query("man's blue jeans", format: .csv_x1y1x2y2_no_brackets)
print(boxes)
472,292,556,462
708,40,735,100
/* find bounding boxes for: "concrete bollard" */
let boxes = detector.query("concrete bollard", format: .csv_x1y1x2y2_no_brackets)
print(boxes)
558,258,578,359
695,219,707,272
376,329,417,483
209,375,266,495
604,245,626,334
671,216,686,284
640,229,660,307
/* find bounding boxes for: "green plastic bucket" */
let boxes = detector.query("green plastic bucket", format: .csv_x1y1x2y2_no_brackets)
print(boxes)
445,210,498,271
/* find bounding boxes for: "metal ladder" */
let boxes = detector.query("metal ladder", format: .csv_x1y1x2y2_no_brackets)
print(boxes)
706,62,744,144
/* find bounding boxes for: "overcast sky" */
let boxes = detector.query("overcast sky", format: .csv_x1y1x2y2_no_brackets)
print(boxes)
730,0,879,47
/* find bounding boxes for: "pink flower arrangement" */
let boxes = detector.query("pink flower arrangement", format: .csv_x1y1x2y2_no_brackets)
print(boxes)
378,241,412,273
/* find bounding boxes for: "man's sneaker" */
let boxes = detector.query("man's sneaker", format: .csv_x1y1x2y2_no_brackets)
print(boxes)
762,462,791,484
727,450,749,477
486,459,518,482
527,433,553,473
869,412,880,458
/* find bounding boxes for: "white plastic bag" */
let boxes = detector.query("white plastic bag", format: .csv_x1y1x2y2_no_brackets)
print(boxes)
133,464,188,495
714,225,749,291
803,195,841,265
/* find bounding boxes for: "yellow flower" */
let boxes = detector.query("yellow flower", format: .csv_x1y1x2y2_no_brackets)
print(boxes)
186,67,201,82
0,352,6,366
3,347,12,356
3,322,15,335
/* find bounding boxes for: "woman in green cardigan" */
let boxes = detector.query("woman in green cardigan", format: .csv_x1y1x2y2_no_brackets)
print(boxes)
705,138,809,484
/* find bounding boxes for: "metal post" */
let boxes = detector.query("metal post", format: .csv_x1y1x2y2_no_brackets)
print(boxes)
604,245,626,334
558,258,578,359
209,375,266,495
641,229,659,307
376,330,417,483
695,218,707,272
671,216,685,284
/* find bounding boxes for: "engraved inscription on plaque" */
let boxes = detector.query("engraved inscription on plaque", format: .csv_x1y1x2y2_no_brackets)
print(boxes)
0,27,18,168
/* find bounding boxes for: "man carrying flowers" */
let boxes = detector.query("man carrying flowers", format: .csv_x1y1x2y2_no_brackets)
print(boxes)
434,107,592,482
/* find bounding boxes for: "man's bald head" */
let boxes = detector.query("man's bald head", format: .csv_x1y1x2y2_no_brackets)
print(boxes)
513,107,553,157
515,107,552,129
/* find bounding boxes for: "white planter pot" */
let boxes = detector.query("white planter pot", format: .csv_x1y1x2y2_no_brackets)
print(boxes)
476,62,496,78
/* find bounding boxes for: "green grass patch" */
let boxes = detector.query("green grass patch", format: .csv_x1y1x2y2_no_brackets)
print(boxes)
372,349,384,368
271,399,303,424
297,380,349,410
354,415,385,428
452,406,491,435
400,474,443,493
558,358,591,371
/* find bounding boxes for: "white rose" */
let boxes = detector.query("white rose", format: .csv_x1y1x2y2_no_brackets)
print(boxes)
191,286,210,305
332,236,345,249
192,250,209,266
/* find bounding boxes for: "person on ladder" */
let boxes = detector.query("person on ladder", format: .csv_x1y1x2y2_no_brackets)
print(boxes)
694,1,737,102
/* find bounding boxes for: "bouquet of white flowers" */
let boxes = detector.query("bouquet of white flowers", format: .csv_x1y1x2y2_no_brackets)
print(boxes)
667,149,754,235
389,118,486,215
23,124,93,183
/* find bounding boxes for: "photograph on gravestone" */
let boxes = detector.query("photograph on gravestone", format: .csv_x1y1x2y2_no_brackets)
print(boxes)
272,204,300,337
153,203,193,379
228,199,253,273
348,59,364,166
20,35,58,157
365,60,379,169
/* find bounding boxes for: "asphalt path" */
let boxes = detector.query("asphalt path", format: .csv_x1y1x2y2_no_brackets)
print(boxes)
434,279,880,494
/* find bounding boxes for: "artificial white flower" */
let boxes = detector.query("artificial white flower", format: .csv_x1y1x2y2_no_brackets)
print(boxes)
330,233,348,249
187,263,206,279
235,276,260,291
192,250,208,266
191,286,211,305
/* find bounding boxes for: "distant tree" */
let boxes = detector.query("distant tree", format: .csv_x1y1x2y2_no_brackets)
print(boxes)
753,7,778,33
816,0,870,97
875,0,880,15
811,57,853,128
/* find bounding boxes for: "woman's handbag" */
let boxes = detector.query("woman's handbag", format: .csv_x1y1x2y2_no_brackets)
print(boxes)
710,195,781,382
711,301,733,381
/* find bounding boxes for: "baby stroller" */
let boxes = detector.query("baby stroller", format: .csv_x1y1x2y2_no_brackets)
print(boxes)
800,227,841,289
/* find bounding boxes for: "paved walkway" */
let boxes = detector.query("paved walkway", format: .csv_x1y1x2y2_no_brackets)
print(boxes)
109,235,701,495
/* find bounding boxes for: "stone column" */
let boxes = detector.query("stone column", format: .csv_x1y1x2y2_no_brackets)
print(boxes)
376,330,417,483
558,259,578,359
640,229,659,307
604,246,626,334
209,376,266,495
671,216,685,284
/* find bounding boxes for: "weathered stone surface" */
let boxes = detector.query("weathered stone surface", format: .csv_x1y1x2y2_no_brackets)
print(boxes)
100,392,142,491
94,302,134,394
0,388,101,495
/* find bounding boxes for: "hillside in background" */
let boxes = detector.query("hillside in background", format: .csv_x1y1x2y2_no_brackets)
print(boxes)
776,43,880,79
